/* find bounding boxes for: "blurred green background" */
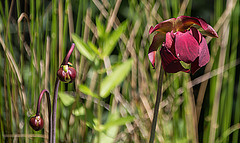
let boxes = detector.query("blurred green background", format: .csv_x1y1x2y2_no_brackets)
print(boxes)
0,0,240,142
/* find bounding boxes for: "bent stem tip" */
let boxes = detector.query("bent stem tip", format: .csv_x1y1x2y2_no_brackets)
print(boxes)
36,89,52,143
62,43,75,65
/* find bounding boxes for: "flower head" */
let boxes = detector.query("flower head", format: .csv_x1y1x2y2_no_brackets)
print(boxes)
57,43,76,83
29,115,44,131
148,16,218,74
57,62,76,83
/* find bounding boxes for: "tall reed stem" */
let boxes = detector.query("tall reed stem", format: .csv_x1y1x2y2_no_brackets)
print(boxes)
149,65,164,143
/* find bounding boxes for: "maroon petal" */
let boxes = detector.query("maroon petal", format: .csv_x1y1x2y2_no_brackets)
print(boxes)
190,27,202,44
148,33,166,68
165,32,174,48
149,18,176,34
191,37,209,74
199,24,218,38
191,58,200,74
175,16,218,38
160,46,190,73
198,36,209,67
175,16,207,31
175,32,199,63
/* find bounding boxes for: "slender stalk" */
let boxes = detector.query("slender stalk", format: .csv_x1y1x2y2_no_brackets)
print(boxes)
97,98,102,143
149,65,164,143
97,59,103,143
36,89,52,143
62,43,75,65
52,78,60,143
52,43,75,143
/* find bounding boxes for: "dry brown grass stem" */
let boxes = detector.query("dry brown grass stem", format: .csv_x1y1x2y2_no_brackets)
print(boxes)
197,0,237,123
206,0,237,43
160,0,169,19
187,59,240,90
58,0,63,65
0,36,22,84
93,0,109,18
6,0,15,41
68,2,74,41
17,13,32,42
106,0,122,32
209,9,231,142
17,13,38,72
84,9,98,39
101,0,110,9
178,0,190,16
4,134,46,138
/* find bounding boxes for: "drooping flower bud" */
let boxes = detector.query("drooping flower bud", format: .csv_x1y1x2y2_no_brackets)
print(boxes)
29,115,44,131
57,62,76,83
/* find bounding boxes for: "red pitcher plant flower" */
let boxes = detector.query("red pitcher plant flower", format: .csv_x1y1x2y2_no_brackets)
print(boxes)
148,16,218,74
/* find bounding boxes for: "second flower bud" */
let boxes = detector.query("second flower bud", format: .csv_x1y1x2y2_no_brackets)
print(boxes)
57,62,76,83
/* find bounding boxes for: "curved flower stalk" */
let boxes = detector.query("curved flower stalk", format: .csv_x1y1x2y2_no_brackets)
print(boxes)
52,43,76,143
148,16,218,74
148,16,218,143
29,43,76,143
29,89,52,143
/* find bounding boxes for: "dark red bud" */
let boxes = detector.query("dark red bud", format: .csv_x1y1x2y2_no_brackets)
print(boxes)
57,62,76,83
29,115,44,131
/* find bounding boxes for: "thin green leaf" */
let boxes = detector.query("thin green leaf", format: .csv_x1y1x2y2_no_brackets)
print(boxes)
58,92,75,106
72,33,96,61
87,41,101,57
102,116,134,131
79,84,99,99
100,59,133,98
102,20,128,57
96,17,105,38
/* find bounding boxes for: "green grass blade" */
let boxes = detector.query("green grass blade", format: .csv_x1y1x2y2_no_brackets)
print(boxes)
102,20,128,57
79,84,99,99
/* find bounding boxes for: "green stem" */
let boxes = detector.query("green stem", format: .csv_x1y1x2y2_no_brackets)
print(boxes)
97,60,103,143
97,98,102,143
149,65,164,143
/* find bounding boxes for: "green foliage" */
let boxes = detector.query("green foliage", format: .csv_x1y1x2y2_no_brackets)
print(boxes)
79,84,99,99
72,34,96,61
100,59,133,98
101,115,134,131
102,21,128,57
0,0,240,142
94,110,134,143
58,92,75,106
